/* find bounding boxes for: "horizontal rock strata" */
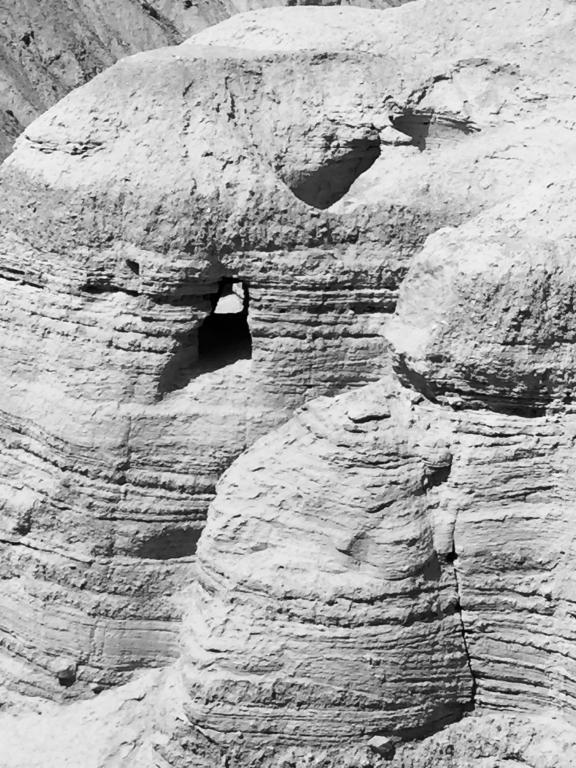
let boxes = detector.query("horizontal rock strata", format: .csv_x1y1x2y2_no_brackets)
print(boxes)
3,1,576,766
176,180,576,760
1,0,576,702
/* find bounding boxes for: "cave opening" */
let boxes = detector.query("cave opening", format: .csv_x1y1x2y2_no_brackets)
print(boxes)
126,259,140,276
289,136,381,209
198,278,252,372
157,278,252,396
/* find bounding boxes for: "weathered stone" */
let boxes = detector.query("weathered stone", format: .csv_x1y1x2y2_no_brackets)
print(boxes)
4,0,558,696
2,0,576,766
368,735,397,758
0,0,410,161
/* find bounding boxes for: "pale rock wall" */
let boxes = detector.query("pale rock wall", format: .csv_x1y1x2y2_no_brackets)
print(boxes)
180,377,473,766
0,0,181,160
0,0,574,703
0,33,399,697
2,1,576,765
388,176,576,717
171,177,576,766
0,0,409,161
153,0,411,39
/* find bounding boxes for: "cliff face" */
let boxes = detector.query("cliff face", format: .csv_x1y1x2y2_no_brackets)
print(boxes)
0,13,402,698
179,176,576,767
1,0,569,699
2,0,576,765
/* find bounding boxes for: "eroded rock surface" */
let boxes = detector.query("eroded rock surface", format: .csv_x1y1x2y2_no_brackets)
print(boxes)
0,0,183,161
1,0,554,697
0,0,409,161
2,0,576,765
175,170,576,763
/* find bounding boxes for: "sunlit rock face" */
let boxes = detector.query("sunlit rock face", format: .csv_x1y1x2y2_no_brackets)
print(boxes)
0,0,183,160
181,377,475,767
178,177,576,768
3,0,576,765
386,177,576,719
0,0,410,161
0,11,419,697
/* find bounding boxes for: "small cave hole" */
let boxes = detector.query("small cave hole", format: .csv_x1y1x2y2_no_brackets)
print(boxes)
391,109,480,151
424,463,452,489
21,31,34,47
445,550,458,564
135,528,202,560
126,259,140,276
288,136,381,209
198,279,252,372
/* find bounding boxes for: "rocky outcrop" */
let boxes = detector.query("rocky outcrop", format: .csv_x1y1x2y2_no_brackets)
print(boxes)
388,177,576,718
0,9,405,698
0,0,182,161
174,173,576,766
2,0,571,698
154,0,412,39
0,0,410,161
7,175,576,761
3,0,576,765
387,187,576,415
180,376,473,765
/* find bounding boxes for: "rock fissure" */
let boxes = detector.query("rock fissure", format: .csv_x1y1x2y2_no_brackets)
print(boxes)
449,544,477,715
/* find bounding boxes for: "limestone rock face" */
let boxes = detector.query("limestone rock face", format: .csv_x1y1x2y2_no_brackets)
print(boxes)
3,0,573,697
3,0,576,766
181,377,474,765
0,10,403,697
171,180,576,767
387,183,576,415
177,371,576,766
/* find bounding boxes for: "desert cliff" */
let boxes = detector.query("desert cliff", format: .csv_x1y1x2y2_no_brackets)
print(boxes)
1,0,576,766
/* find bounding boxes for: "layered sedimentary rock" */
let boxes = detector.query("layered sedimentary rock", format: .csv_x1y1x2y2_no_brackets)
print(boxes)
175,174,576,766
3,0,573,698
3,0,576,765
0,8,411,697
8,173,576,763
180,376,473,766
388,178,576,717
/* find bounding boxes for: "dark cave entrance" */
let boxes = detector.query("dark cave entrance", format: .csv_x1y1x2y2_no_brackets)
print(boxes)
289,136,381,209
198,278,252,373
156,278,252,396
